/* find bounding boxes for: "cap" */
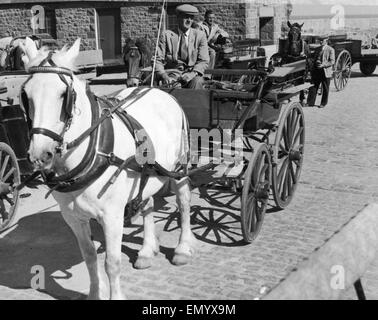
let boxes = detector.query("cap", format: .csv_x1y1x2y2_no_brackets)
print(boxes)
175,4,199,16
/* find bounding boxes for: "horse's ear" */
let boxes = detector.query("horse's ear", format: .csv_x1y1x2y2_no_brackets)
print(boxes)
23,37,38,60
65,38,81,64
287,21,292,28
300,23,304,28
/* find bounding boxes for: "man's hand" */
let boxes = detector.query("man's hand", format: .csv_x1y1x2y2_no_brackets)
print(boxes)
180,71,197,84
316,61,324,68
161,73,173,85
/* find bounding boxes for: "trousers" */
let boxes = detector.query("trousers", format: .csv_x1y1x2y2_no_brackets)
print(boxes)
307,68,331,106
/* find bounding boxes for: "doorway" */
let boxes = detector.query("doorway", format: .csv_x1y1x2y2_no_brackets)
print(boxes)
259,17,274,46
97,8,121,64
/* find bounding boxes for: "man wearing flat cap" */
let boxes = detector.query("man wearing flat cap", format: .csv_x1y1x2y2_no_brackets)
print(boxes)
306,36,335,108
153,4,209,89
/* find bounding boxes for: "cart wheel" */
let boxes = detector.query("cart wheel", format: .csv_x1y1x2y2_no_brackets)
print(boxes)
241,142,271,243
0,142,20,232
359,62,376,76
272,102,305,209
333,50,352,91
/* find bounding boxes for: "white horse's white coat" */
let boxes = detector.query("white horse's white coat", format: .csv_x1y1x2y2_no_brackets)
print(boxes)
23,38,195,300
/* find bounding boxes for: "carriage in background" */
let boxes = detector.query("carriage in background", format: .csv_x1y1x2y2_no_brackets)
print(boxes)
302,33,378,91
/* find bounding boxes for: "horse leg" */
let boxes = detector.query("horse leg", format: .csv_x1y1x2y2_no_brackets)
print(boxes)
60,210,104,300
172,177,196,266
101,208,125,300
134,197,159,269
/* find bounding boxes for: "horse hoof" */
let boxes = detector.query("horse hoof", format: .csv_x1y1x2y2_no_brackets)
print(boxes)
134,256,153,269
172,253,191,266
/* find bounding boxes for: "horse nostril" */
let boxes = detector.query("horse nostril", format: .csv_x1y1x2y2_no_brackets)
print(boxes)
46,151,53,159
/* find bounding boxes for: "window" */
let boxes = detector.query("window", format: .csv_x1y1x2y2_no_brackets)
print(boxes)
34,8,57,39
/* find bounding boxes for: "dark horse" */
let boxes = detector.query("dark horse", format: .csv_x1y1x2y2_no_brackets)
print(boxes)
270,21,308,66
122,37,153,87
269,21,312,103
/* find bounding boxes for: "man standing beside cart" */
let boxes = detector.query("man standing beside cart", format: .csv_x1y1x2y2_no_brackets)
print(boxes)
153,4,209,89
306,36,335,108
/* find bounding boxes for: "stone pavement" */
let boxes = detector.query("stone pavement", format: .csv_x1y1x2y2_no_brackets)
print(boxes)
0,65,378,300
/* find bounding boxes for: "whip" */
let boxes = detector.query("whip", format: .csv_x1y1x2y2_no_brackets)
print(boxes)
150,0,167,87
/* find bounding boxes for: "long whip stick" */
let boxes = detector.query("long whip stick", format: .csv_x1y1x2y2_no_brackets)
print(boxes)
150,0,167,87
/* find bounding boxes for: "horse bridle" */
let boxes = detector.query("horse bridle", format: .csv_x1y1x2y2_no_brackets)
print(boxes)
21,51,76,145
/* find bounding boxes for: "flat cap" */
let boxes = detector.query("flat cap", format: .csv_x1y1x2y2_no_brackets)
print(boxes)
176,4,199,15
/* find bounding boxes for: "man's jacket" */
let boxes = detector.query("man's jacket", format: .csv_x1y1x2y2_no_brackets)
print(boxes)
318,44,335,78
154,28,209,77
202,22,224,44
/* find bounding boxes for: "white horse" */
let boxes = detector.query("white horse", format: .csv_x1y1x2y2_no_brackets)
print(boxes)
22,37,195,300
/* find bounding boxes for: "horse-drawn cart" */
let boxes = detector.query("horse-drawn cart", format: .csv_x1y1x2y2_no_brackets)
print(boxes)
0,46,308,243
161,59,308,242
303,33,378,91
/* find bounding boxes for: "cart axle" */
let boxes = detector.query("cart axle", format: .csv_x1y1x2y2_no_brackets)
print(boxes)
289,150,302,161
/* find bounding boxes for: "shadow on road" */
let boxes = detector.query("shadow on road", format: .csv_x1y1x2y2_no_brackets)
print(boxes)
0,211,105,300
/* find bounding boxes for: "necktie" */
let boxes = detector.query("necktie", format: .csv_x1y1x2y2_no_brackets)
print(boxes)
179,34,188,63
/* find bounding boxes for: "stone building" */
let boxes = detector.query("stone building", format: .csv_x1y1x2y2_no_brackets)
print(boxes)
0,0,289,63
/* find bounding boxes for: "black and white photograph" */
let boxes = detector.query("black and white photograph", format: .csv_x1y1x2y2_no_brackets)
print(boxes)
0,0,377,304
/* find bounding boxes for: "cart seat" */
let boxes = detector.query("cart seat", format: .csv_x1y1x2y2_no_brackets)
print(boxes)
162,86,257,129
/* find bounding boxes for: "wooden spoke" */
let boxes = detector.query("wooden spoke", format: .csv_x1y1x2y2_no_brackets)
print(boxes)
2,167,15,183
0,155,10,180
293,125,304,146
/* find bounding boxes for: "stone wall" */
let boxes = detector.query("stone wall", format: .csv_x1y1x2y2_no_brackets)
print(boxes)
0,1,288,54
0,7,31,38
55,7,96,50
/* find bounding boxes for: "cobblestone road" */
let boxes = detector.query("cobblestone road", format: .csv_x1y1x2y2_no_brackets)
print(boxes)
0,65,378,300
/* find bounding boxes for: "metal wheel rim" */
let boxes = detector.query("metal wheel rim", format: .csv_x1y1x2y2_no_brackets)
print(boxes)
272,102,305,209
334,50,352,91
0,143,20,232
241,143,271,243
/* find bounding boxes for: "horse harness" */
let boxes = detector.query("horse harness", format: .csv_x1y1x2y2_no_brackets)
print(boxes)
21,52,189,217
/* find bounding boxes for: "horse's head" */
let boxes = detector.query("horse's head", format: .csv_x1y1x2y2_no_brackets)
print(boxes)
21,37,81,171
287,21,304,57
123,37,152,87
